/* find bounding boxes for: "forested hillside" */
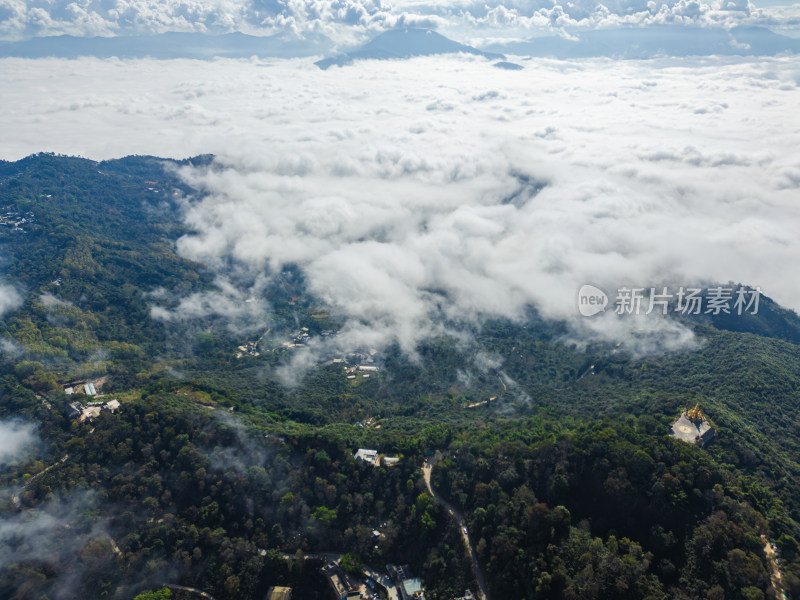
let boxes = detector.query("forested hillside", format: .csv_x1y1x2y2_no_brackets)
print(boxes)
0,155,798,600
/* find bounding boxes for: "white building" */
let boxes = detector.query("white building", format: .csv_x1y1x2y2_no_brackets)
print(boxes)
354,449,379,465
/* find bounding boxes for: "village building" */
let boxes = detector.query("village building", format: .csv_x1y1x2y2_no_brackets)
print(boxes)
266,586,292,600
387,564,426,600
63,379,102,397
354,449,379,465
65,398,122,421
65,401,82,419
81,406,102,421
402,578,423,599
321,563,362,600
354,449,400,468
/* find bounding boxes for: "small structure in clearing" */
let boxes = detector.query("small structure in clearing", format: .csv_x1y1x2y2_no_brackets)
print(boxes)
669,403,716,448
267,586,293,600
354,449,400,467
354,449,379,465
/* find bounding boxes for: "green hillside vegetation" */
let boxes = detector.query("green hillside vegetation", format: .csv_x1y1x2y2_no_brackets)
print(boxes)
0,155,799,599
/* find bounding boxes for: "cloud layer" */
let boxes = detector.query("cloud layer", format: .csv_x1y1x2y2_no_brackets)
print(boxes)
1,54,798,356
0,0,798,44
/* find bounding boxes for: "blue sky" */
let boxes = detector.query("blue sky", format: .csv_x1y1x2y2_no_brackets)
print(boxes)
0,0,798,44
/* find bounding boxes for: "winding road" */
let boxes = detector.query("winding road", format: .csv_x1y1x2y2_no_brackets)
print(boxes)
423,460,489,600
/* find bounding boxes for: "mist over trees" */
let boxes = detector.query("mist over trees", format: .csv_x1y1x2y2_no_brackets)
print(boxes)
0,155,799,600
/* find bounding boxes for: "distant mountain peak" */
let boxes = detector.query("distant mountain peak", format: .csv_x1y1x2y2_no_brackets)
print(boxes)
315,27,504,69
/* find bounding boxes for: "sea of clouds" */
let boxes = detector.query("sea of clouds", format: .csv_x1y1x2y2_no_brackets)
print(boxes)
1,54,798,358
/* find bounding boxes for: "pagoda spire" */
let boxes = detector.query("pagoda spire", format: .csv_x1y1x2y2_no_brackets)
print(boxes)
686,403,704,422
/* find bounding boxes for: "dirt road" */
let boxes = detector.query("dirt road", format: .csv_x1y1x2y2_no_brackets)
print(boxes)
762,535,786,600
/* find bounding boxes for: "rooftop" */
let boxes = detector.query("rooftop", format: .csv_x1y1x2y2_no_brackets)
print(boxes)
267,586,292,600
355,449,379,463
403,578,423,595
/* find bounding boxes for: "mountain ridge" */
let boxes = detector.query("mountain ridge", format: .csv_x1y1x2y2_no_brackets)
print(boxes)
315,28,505,69
486,25,800,59
0,30,334,59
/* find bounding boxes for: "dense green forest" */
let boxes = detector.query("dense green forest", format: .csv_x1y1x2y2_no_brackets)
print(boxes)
1,154,799,600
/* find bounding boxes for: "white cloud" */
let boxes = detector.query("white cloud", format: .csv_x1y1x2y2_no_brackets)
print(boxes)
0,420,38,466
0,338,22,357
0,488,111,599
0,54,798,358
38,292,71,308
0,283,22,316
150,276,269,333
0,0,797,44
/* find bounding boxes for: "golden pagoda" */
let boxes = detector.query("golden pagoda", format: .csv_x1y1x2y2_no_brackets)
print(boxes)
670,403,715,448
686,403,704,423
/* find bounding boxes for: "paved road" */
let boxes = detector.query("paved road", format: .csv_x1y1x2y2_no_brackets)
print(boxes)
162,584,217,600
423,461,489,600
281,551,343,562
24,454,69,488
11,454,70,509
